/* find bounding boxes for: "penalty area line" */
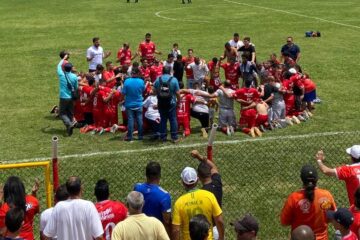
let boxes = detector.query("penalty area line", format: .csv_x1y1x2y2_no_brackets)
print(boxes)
1,130,359,164
154,7,210,23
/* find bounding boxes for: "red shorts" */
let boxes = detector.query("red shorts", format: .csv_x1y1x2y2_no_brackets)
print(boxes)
240,109,257,128
256,114,268,126
178,115,191,136
93,109,104,127
285,97,295,116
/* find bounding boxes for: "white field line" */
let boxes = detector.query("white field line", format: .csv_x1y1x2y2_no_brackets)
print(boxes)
1,131,359,164
223,0,360,30
155,7,210,23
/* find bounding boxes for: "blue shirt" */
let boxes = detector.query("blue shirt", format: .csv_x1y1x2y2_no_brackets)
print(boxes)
281,44,300,60
154,74,179,106
121,77,145,109
134,183,171,222
57,60,78,99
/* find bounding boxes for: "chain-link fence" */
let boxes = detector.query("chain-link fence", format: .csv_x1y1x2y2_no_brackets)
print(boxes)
1,131,360,239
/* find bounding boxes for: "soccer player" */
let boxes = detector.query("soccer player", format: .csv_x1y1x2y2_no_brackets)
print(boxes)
255,100,269,131
139,59,151,82
207,57,221,91
103,61,121,88
177,82,194,137
150,59,164,83
138,33,161,65
220,42,237,63
280,164,336,240
116,43,136,66
327,208,357,240
182,49,195,87
86,37,111,73
315,145,360,205
172,167,224,240
134,162,172,236
94,179,128,240
220,57,240,90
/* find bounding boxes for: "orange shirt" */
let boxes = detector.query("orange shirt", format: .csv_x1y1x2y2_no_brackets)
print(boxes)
280,188,336,240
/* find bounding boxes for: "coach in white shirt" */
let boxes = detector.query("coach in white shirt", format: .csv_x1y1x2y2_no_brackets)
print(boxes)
43,176,104,240
86,37,111,72
187,57,209,89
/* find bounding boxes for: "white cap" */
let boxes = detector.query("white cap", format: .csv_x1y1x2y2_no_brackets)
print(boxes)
181,167,198,185
289,68,297,74
346,145,360,159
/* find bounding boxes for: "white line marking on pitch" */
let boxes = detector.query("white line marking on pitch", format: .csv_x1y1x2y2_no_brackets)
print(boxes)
155,7,210,23
223,0,360,30
2,131,359,163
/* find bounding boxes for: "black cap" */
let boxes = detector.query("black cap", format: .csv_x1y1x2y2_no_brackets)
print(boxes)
326,208,354,229
300,164,318,182
231,214,259,234
64,63,73,72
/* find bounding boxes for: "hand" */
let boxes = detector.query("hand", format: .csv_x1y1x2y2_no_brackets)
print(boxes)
32,178,40,194
191,150,200,158
316,150,325,161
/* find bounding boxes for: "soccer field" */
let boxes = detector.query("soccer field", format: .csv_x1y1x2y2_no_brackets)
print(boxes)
0,0,360,238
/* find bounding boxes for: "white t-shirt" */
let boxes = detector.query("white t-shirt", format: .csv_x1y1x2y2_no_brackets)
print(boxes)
87,46,104,70
228,39,244,50
94,73,102,83
187,62,209,81
43,199,104,240
40,207,56,239
162,61,174,75
215,88,234,109
189,89,209,113
143,95,160,121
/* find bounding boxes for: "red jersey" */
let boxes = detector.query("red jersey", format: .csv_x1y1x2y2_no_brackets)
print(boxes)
117,48,132,66
150,64,163,82
343,231,358,240
233,87,259,108
221,62,240,84
182,56,194,79
302,78,316,93
95,200,128,240
74,98,84,122
93,86,110,112
0,195,39,240
81,85,94,113
103,70,116,88
350,205,360,239
138,41,156,61
281,188,336,240
177,94,194,118
140,66,150,80
336,163,360,205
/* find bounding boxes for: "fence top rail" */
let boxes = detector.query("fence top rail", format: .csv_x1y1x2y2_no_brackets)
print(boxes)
0,161,50,169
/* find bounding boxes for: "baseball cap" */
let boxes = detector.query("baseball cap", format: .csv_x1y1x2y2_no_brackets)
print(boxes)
300,164,318,182
181,167,198,185
346,145,360,159
231,214,259,234
289,68,297,74
326,208,354,229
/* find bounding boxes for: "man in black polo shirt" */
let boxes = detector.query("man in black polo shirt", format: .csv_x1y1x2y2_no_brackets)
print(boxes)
238,37,256,64
281,36,301,63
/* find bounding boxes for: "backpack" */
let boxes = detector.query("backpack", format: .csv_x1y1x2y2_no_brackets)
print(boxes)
157,76,173,109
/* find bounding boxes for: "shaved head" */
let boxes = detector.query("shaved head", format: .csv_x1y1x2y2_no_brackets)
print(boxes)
291,225,315,240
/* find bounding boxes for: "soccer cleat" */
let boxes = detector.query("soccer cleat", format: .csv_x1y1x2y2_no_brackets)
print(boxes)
285,117,294,126
292,116,301,124
66,126,73,137
249,127,256,138
201,128,208,138
229,126,235,135
254,127,262,137
226,126,231,136
259,124,266,132
298,115,306,122
80,125,89,134
110,124,119,133
302,111,310,120
306,110,313,117
98,127,105,135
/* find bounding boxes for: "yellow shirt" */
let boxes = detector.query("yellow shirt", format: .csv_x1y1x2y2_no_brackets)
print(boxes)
172,189,222,240
111,213,169,240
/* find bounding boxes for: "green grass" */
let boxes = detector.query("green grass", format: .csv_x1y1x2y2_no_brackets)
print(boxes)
0,0,360,239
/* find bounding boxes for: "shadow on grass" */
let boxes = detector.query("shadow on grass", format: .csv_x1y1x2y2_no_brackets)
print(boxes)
41,126,66,136
43,115,60,121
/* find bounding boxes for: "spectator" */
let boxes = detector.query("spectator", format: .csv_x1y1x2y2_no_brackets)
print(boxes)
238,37,256,64
172,167,224,240
173,55,184,83
189,214,210,240
239,54,258,87
231,214,259,240
220,42,237,63
134,162,172,235
4,208,24,240
163,54,175,76
187,57,209,89
228,33,244,51
350,187,360,238
0,176,39,240
121,65,145,141
281,36,301,63
280,164,336,240
86,37,111,73
143,87,161,139
291,225,315,240
43,176,103,240
170,43,181,59
40,184,69,240
327,208,357,240
315,145,360,205
111,191,169,240
154,66,180,142
94,179,128,240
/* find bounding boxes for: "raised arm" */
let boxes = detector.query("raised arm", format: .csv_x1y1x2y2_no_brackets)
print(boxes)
191,150,218,175
315,150,337,177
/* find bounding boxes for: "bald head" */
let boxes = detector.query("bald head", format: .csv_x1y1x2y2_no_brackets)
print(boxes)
291,225,315,240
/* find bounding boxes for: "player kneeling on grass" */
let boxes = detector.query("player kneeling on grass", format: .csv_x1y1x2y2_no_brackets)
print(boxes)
143,87,161,140
177,82,194,137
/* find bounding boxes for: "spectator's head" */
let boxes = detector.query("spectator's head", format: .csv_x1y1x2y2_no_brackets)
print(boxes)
224,80,231,88
3,176,26,212
131,66,141,78
181,167,198,190
208,86,215,94
300,165,318,202
145,33,151,42
167,53,174,62
347,145,360,163
189,214,210,240
126,191,144,214
146,161,161,183
355,187,360,209
225,42,231,50
233,33,240,41
231,214,259,240
163,66,172,75
94,179,110,202
93,37,100,47
106,61,113,70
66,176,82,197
193,82,200,90
132,61,140,69
229,57,236,64
283,51,290,59
177,54,182,61
327,208,354,232
241,53,249,63
173,43,179,49
197,162,211,184
287,36,293,45
212,57,218,64
96,64,104,74
291,225,315,240
55,184,69,203
243,37,251,47
188,48,194,57
59,50,69,60
5,208,24,235
194,57,200,65
64,63,73,73
86,75,95,86
244,79,252,88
